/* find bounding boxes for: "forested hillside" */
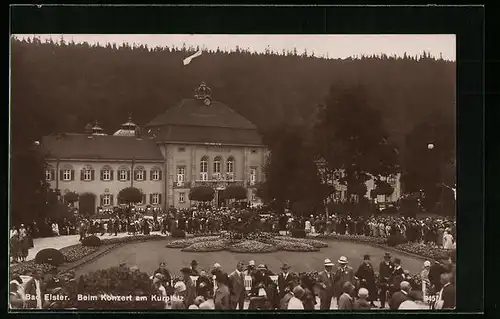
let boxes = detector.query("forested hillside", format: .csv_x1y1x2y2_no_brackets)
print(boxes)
10,37,455,151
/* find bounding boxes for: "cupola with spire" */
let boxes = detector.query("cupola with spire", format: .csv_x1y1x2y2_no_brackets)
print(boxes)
91,121,107,136
113,114,139,137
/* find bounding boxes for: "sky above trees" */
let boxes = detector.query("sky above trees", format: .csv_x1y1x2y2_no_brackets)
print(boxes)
13,34,456,61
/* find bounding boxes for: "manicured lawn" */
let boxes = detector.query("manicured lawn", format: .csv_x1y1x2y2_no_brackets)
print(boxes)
75,238,426,277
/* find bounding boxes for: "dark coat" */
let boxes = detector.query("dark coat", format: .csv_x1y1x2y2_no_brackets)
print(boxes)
333,265,355,298
379,261,394,284
392,266,405,289
389,291,410,309
355,262,377,300
441,283,455,309
277,272,294,297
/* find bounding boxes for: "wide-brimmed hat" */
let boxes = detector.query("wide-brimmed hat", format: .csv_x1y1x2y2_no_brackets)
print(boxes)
281,263,290,270
257,264,267,270
338,256,348,264
363,254,370,261
324,258,334,266
213,263,221,268
424,260,431,267
248,260,255,266
384,252,392,259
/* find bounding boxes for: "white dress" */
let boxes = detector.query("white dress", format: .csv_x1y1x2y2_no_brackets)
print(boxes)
443,232,454,250
305,221,311,232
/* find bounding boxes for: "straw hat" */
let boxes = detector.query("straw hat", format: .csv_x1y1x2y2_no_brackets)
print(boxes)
324,258,334,266
338,256,348,264
174,281,186,293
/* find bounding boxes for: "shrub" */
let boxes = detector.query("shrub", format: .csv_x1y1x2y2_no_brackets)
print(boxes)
386,233,408,247
171,229,186,238
290,229,306,238
82,235,102,247
35,248,65,266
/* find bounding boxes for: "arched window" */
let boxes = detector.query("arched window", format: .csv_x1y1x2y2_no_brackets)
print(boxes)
226,156,234,174
213,156,222,174
200,156,208,173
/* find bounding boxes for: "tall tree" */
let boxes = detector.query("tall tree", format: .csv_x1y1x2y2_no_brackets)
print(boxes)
401,111,455,214
313,82,399,201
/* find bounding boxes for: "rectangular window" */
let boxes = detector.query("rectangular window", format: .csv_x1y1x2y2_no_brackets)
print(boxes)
84,169,92,181
250,168,257,185
102,170,111,181
151,170,161,181
177,166,185,182
179,192,185,203
214,162,221,174
152,194,160,205
251,149,257,154
227,162,234,174
178,147,186,152
45,170,52,181
135,170,144,181
63,169,72,181
200,172,208,181
251,192,256,201
103,194,111,206
119,170,128,181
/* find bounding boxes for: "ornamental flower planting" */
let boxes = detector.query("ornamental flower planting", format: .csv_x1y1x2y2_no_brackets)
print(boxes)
165,233,328,253
10,261,56,279
228,240,279,253
181,239,230,252
61,245,100,263
100,234,165,245
165,236,220,248
395,242,451,260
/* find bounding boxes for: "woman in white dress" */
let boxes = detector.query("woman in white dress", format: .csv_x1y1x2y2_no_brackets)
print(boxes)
443,229,454,250
52,222,60,236
304,219,311,234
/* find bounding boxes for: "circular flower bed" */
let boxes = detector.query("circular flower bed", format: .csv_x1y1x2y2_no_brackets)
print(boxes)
228,240,279,253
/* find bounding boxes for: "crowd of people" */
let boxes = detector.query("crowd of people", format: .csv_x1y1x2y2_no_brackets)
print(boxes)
144,250,455,310
10,206,456,264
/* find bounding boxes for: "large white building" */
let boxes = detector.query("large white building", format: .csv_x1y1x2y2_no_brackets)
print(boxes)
41,83,267,214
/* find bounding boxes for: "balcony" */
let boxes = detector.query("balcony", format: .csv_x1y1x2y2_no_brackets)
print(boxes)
173,181,190,188
195,180,244,189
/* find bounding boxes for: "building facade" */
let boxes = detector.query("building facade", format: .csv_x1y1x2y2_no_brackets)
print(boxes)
42,83,267,214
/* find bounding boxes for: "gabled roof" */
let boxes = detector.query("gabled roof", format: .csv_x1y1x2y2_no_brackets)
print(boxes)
146,98,257,130
41,133,164,161
153,125,263,146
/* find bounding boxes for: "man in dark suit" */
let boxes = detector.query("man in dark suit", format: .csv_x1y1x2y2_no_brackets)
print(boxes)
389,281,411,310
378,252,394,309
355,254,377,307
428,260,446,293
392,258,405,295
228,261,246,309
438,272,455,309
181,267,196,307
318,258,335,309
154,262,172,286
190,260,199,276
277,263,293,299
333,256,355,303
